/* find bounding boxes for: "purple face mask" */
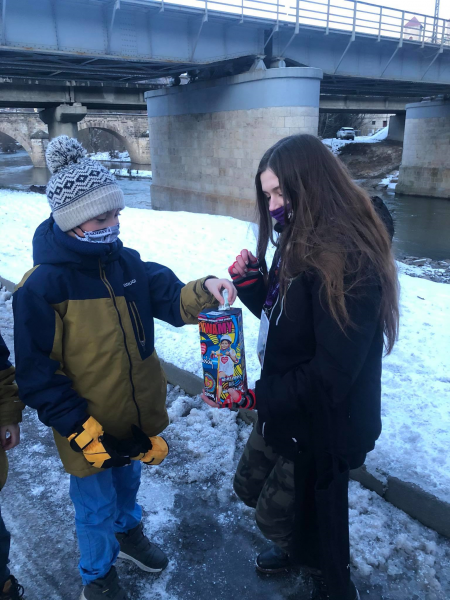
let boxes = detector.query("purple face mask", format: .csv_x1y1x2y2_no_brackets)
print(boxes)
270,206,286,224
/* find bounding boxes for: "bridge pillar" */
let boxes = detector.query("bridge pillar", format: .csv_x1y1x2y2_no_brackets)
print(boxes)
127,132,151,165
397,100,450,199
29,130,49,168
387,114,405,142
145,67,322,220
39,104,87,140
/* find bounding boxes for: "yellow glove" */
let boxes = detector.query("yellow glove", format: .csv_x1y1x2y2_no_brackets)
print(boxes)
68,416,131,470
129,425,169,466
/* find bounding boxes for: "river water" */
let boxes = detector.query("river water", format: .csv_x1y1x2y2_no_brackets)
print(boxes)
1,151,449,260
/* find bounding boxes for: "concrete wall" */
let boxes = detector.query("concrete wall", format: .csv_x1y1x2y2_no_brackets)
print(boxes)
397,100,450,199
359,113,393,136
387,114,406,142
146,68,322,221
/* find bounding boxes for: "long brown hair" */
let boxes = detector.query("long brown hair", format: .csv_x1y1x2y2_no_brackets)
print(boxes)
255,134,399,354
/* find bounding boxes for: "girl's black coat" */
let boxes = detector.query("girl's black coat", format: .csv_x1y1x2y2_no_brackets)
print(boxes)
238,265,383,463
238,261,384,597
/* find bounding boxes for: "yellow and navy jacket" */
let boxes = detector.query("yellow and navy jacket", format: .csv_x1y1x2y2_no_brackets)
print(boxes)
0,333,24,489
13,217,217,477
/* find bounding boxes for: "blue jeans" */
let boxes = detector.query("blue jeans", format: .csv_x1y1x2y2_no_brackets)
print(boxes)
0,504,10,587
69,461,142,585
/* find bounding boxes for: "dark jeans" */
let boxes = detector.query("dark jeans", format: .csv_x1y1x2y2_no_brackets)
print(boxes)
0,504,11,587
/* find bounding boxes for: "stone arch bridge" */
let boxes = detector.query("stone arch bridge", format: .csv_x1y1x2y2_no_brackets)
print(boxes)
0,112,150,168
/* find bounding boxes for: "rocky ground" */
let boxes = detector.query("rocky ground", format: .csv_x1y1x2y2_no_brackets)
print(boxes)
395,257,450,284
337,140,403,186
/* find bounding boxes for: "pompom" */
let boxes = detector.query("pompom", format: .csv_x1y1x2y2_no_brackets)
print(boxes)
45,135,86,174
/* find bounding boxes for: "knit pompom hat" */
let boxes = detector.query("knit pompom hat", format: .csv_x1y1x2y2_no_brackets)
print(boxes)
45,135,125,232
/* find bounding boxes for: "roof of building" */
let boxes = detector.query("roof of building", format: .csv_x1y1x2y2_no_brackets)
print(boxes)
405,16,423,29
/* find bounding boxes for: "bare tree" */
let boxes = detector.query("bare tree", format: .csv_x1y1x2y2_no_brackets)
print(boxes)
318,113,366,139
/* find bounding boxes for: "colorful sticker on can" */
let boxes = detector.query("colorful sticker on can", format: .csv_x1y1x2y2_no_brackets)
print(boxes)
198,307,247,404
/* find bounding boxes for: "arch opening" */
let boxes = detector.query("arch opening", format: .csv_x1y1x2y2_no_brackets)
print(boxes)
77,127,130,161
0,130,33,165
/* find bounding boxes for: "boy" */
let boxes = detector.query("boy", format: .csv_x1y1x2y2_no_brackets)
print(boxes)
0,333,25,600
13,136,235,600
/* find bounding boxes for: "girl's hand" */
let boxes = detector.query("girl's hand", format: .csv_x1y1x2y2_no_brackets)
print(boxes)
204,278,237,306
0,424,20,451
230,249,258,278
199,388,241,409
200,392,221,408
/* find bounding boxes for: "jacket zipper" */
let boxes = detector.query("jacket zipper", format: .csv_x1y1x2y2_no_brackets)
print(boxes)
129,301,146,350
99,260,142,428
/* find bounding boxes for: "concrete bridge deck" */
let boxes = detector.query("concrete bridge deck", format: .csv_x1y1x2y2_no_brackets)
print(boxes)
0,0,449,97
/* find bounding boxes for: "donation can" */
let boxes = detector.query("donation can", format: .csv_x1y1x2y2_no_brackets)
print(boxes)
198,291,247,404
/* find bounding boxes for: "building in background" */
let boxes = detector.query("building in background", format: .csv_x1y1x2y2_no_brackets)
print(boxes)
404,17,423,42
359,114,394,136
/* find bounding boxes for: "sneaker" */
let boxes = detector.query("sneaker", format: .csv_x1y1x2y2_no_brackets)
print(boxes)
116,522,169,573
256,545,291,574
80,567,128,600
0,576,25,599
307,568,360,600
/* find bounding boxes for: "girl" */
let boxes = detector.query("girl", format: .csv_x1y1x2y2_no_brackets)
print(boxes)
202,134,399,600
13,136,236,600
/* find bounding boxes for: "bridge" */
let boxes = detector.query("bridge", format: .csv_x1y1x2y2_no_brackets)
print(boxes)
0,0,450,96
1,0,449,206
0,112,150,167
0,92,406,169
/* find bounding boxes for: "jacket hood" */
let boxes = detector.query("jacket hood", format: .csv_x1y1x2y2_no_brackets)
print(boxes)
33,217,123,269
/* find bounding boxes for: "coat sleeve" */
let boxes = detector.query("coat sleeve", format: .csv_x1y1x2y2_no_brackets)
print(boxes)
13,286,88,437
145,262,218,326
255,273,382,421
0,334,24,427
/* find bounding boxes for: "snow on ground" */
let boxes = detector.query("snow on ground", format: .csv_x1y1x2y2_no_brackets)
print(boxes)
87,151,153,178
109,167,152,179
322,126,389,154
0,295,450,599
0,189,449,506
379,170,399,191
88,150,130,162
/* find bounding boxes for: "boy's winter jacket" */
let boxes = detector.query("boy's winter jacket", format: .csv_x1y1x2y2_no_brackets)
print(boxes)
0,334,24,490
13,217,218,477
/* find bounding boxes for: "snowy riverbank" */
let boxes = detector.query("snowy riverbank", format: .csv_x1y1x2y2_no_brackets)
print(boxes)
88,150,130,162
87,151,152,178
0,189,449,506
322,126,389,155
109,167,152,179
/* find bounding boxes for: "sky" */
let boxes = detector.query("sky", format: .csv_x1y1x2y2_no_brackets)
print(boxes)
368,0,449,20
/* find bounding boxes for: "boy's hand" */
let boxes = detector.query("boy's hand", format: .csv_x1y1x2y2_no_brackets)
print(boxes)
128,425,169,466
204,278,237,306
68,416,131,469
0,424,20,451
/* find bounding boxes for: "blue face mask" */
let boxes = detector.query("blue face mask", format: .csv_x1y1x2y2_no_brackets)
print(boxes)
73,224,120,244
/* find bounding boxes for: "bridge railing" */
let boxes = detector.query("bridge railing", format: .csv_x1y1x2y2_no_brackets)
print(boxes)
156,0,449,47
